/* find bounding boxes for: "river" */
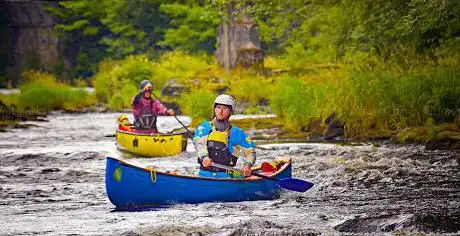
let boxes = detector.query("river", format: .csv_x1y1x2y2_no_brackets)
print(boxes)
0,112,459,235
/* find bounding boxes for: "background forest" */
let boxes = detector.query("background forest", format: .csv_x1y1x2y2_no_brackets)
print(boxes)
1,0,459,142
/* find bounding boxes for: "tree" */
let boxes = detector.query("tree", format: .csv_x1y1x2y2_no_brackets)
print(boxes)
47,0,170,78
158,3,220,53
48,0,221,78
225,0,460,64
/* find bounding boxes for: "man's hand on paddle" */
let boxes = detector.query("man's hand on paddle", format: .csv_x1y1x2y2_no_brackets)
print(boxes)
242,164,251,177
202,157,212,167
203,157,251,177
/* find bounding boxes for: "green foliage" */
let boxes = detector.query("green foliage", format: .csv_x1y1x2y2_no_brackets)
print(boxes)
37,0,460,140
229,74,274,106
75,78,89,87
244,106,264,115
425,71,460,123
264,56,287,70
152,51,213,88
50,0,168,58
234,0,460,64
0,93,20,108
19,87,63,111
264,60,460,134
178,90,215,124
92,55,155,103
340,68,460,130
47,0,220,79
20,70,65,90
159,3,220,53
92,52,213,106
61,89,94,110
402,0,460,51
47,0,168,78
46,0,109,78
120,83,138,108
396,127,429,143
110,94,124,111
17,70,94,111
269,76,326,131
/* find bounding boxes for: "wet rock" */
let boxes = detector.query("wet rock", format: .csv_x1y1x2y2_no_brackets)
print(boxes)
120,231,142,236
71,151,100,160
216,86,229,94
16,167,34,172
425,135,460,150
334,214,396,232
295,196,310,204
405,153,431,161
324,113,345,140
2,154,59,167
161,79,190,97
134,225,216,236
257,98,269,106
221,222,320,236
331,180,347,187
302,119,324,140
413,212,460,233
317,214,328,221
41,168,60,173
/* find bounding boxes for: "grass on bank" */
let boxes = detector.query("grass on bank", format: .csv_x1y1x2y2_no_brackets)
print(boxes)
263,53,460,138
6,48,448,142
92,52,213,110
1,70,95,112
89,49,459,141
177,90,215,126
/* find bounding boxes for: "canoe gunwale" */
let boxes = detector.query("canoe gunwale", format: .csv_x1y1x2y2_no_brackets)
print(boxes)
116,146,185,158
115,130,188,157
107,156,292,182
116,130,188,137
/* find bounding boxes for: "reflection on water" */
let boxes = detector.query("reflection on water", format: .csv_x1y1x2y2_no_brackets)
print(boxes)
0,112,458,235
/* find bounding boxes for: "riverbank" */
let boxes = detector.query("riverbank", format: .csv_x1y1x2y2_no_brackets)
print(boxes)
231,116,460,150
0,100,48,131
2,52,459,150
2,104,459,150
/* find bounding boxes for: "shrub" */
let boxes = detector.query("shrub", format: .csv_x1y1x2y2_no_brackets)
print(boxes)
92,55,155,103
152,51,212,88
178,90,215,125
92,52,212,106
269,76,324,131
18,70,94,111
110,94,124,111
229,74,275,107
120,83,138,108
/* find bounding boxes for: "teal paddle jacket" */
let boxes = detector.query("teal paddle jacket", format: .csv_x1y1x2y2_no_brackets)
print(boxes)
193,120,256,167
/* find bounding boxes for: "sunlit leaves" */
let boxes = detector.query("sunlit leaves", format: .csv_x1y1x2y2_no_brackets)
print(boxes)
159,3,219,52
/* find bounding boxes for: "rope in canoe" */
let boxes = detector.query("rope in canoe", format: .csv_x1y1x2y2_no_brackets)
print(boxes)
149,167,157,183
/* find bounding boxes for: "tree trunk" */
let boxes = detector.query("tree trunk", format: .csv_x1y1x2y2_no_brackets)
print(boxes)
216,5,264,70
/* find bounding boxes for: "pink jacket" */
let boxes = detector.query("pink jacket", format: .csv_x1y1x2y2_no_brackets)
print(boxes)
132,96,168,120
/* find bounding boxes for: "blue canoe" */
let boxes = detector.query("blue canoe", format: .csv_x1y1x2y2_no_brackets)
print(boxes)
105,157,292,208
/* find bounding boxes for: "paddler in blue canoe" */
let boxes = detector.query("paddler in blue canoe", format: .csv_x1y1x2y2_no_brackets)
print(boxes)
193,94,256,178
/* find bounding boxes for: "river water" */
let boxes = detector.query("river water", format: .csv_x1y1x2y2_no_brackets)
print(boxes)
0,112,459,235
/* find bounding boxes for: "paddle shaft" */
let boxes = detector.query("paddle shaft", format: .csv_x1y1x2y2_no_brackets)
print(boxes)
211,162,314,192
152,93,191,134
211,163,278,181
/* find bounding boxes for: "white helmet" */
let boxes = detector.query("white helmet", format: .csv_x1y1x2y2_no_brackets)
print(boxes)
214,94,236,110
